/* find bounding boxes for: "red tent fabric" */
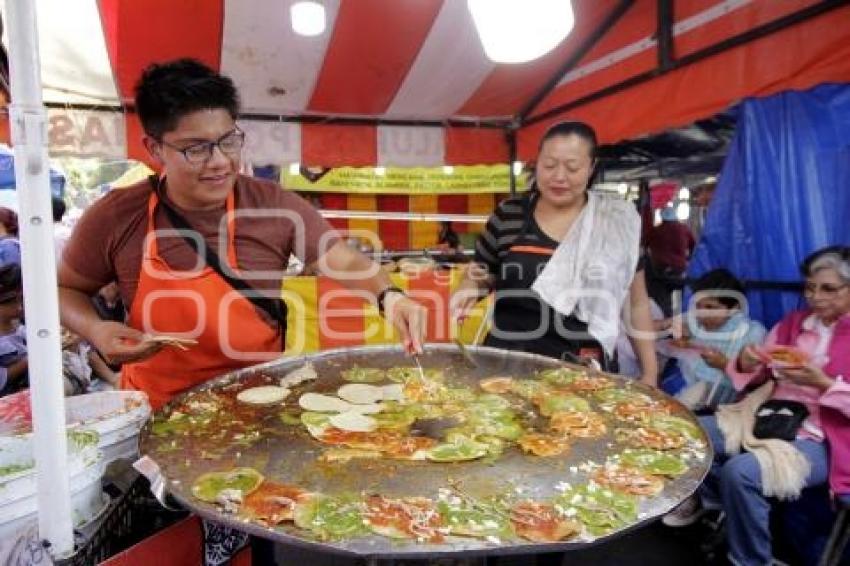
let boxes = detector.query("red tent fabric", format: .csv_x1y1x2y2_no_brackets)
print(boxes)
519,1,850,157
9,0,850,167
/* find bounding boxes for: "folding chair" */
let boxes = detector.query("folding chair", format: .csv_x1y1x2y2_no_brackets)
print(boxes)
819,494,850,566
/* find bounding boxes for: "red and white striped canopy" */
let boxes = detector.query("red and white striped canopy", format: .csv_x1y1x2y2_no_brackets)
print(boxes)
6,0,850,167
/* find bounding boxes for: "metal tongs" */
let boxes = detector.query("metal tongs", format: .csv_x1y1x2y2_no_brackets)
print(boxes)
454,337,479,368
453,316,479,368
408,347,460,437
411,351,427,381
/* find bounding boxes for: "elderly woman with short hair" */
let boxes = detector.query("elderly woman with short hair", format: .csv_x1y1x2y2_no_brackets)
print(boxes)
665,245,850,566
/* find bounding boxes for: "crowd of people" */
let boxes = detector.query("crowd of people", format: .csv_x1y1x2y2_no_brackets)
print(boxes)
449,116,849,564
657,247,850,565
1,58,846,565
0,197,124,397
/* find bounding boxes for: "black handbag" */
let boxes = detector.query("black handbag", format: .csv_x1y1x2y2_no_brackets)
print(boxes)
752,399,810,441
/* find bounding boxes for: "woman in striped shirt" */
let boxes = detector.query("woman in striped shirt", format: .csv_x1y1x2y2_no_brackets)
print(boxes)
451,121,658,385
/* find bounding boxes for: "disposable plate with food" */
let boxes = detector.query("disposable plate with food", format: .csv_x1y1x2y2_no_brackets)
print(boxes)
757,345,810,369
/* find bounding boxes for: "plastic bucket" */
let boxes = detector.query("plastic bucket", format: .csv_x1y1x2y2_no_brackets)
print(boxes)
0,430,106,563
64,391,151,464
0,390,151,464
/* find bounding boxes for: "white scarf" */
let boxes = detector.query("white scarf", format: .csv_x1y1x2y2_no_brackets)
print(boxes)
716,381,811,500
531,192,640,355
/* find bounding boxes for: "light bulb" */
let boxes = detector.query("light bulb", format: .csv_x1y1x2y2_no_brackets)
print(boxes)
468,0,574,64
291,2,326,37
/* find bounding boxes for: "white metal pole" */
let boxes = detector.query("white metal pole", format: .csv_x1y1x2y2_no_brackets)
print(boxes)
6,0,74,558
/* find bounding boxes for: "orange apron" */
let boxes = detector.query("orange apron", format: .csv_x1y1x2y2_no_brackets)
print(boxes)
122,192,282,409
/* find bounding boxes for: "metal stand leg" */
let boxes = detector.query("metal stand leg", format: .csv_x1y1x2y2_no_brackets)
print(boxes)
820,507,850,566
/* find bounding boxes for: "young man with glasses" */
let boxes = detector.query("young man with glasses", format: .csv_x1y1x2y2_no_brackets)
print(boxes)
57,59,426,410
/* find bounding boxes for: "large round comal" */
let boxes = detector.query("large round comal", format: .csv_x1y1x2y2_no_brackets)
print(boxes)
139,345,711,559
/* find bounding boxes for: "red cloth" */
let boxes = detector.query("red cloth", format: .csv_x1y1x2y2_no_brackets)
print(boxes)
650,182,678,209
646,221,695,273
100,516,251,566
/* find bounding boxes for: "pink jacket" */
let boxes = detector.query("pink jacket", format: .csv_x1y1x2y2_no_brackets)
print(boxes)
727,310,850,495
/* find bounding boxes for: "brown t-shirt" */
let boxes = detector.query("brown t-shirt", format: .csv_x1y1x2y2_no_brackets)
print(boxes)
62,175,337,312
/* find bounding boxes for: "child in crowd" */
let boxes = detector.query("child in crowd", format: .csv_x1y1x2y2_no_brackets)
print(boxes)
0,265,27,396
92,282,126,324
0,207,20,268
0,265,119,397
61,329,120,392
660,268,766,409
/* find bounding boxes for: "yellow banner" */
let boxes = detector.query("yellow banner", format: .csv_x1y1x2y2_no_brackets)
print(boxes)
281,270,491,356
281,165,526,195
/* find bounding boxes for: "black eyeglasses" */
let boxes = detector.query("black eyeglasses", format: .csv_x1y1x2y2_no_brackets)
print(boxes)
159,128,245,165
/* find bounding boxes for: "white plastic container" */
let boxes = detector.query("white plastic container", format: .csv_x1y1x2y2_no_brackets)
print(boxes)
0,390,151,465
0,430,106,564
64,391,151,464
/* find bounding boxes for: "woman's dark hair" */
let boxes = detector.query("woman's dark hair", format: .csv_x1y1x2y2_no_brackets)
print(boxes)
134,58,240,139
533,121,600,191
0,207,18,236
800,245,850,282
691,268,745,309
0,264,21,296
51,195,66,223
538,120,599,160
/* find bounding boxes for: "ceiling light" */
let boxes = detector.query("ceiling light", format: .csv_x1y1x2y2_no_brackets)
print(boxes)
468,0,574,64
291,1,326,37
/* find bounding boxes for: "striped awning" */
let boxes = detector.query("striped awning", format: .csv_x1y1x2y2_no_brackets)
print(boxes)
3,0,850,167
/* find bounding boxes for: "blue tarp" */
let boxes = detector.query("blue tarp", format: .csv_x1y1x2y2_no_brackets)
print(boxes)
689,83,850,329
